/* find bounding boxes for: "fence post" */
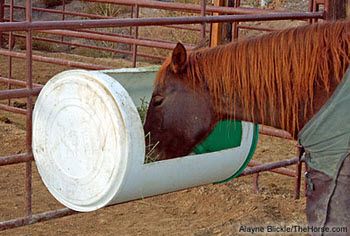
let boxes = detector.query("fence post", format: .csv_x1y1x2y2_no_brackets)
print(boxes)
0,0,4,48
200,0,206,40
325,0,347,20
132,4,139,68
210,0,225,47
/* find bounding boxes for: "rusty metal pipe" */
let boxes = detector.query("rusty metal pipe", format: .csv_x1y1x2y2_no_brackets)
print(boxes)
85,0,288,15
259,125,293,140
3,11,207,32
39,29,194,50
252,173,260,193
5,4,110,19
248,160,296,177
0,103,27,115
0,0,4,48
53,35,164,60
240,156,300,176
0,12,325,32
164,24,208,32
0,76,42,87
3,32,165,61
132,4,139,67
237,24,278,32
70,28,195,49
0,208,76,230
294,146,304,199
25,0,33,221
0,87,41,100
0,153,33,166
200,0,206,40
0,49,112,70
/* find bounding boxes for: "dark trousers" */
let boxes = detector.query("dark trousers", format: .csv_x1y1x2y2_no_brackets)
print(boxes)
306,156,350,235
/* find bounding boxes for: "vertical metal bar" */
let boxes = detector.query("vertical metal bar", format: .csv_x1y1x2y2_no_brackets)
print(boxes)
313,0,320,23
25,0,33,222
225,0,234,42
326,0,347,20
294,146,304,199
232,22,239,40
0,0,4,48
232,0,240,40
7,0,14,106
200,0,206,40
208,16,213,47
61,0,66,43
132,4,139,68
308,0,314,24
129,5,134,53
62,0,66,21
304,162,308,197
253,173,260,194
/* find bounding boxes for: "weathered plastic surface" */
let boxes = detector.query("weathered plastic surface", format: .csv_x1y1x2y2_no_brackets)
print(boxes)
32,68,257,212
100,66,160,107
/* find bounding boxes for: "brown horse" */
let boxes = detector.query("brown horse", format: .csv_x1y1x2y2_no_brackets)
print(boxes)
144,20,350,233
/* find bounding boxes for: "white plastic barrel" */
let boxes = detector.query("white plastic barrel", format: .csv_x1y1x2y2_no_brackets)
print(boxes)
32,68,257,212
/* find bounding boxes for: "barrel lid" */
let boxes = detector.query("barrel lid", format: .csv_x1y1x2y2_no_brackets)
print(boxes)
32,70,145,212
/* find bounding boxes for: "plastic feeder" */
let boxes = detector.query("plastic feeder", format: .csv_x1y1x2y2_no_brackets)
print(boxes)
32,68,258,212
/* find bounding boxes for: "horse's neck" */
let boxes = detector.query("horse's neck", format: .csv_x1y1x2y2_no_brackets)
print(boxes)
192,33,347,138
217,76,340,139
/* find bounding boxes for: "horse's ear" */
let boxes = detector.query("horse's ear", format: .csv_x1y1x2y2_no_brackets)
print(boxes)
171,42,187,73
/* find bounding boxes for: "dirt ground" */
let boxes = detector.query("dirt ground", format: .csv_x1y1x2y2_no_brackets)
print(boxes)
0,53,307,236
0,125,307,236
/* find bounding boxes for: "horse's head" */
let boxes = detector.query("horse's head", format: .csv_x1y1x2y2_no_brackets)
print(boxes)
144,43,217,160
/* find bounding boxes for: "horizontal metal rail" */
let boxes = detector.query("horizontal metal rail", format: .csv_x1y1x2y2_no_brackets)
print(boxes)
0,49,112,70
240,156,300,176
0,208,76,231
0,76,42,87
237,24,278,32
0,12,324,32
4,5,209,33
3,32,165,61
86,0,288,15
5,4,115,19
0,103,27,115
0,153,33,166
0,155,302,230
259,125,293,139
73,28,196,47
1,21,198,50
0,87,41,100
38,29,193,50
248,160,296,177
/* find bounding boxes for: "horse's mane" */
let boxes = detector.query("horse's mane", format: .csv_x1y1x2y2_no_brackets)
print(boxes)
158,20,350,135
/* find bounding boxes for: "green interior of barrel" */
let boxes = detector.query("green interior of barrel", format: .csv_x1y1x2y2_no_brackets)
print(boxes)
193,120,243,154
193,120,259,183
216,123,259,183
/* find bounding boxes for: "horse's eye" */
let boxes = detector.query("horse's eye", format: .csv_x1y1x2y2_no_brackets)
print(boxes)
153,95,164,107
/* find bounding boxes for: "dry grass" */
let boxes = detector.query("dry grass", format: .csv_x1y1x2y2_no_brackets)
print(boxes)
85,2,130,17
137,98,161,163
144,132,160,163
